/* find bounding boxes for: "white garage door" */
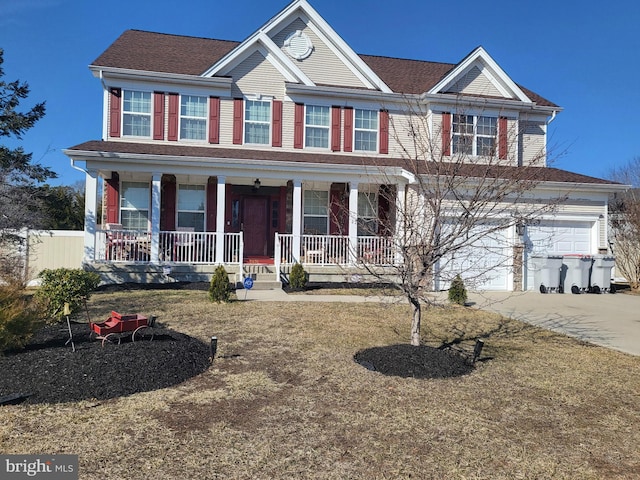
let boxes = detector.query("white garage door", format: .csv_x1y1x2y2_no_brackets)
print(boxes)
524,220,593,289
437,226,511,291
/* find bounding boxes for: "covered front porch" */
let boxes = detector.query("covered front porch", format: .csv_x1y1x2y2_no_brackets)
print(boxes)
75,148,413,285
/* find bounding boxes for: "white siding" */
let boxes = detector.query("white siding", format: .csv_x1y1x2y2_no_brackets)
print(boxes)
271,18,368,89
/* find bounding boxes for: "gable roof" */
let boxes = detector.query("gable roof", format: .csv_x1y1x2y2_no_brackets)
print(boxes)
91,30,557,107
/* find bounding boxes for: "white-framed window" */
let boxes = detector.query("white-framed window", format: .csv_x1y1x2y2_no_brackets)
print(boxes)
354,109,378,152
177,184,205,231
244,99,271,144
452,114,497,156
120,181,149,230
357,192,378,236
305,105,330,148
303,190,329,235
122,90,151,137
180,95,207,141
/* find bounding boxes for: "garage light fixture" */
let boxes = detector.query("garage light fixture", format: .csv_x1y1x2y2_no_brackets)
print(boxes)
253,178,261,191
516,222,525,237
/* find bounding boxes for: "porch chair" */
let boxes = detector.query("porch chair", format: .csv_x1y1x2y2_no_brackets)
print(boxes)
105,223,125,260
173,226,196,262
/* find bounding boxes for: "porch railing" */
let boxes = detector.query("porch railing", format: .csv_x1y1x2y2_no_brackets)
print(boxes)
275,233,396,268
95,229,244,266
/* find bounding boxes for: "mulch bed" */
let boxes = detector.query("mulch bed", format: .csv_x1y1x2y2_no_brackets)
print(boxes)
0,321,210,405
354,344,475,378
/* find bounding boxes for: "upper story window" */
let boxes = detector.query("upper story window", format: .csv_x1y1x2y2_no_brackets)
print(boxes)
180,95,207,141
120,181,149,230
245,100,271,144
303,190,329,235
354,109,378,152
177,184,205,231
305,105,330,149
453,114,497,156
123,91,151,137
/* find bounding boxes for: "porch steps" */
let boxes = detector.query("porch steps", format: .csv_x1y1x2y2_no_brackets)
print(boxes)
242,264,282,290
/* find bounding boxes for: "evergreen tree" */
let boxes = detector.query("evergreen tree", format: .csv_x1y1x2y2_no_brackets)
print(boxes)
0,47,55,234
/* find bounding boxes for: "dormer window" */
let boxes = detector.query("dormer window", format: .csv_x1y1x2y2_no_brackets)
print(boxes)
123,91,151,137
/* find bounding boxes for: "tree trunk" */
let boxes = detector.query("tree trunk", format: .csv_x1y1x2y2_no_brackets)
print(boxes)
409,297,421,346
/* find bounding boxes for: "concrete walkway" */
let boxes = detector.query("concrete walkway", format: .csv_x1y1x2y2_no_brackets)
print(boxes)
241,288,640,356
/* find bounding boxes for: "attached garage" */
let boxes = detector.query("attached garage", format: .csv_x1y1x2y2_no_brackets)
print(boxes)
436,225,512,291
524,220,595,290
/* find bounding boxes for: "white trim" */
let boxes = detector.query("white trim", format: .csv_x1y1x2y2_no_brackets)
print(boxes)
428,47,531,103
201,0,392,93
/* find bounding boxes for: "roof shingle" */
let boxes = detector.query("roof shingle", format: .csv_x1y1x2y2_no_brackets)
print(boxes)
92,30,557,106
68,140,617,186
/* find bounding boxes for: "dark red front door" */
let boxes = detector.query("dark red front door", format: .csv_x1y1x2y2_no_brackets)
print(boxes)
243,196,268,256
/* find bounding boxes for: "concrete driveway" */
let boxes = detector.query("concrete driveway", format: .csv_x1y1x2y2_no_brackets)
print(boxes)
467,291,640,356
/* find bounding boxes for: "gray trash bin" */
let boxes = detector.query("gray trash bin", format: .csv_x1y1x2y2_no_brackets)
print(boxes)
562,255,592,294
532,255,563,293
590,255,616,293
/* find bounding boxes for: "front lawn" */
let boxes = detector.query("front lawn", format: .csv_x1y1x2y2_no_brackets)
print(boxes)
0,287,638,479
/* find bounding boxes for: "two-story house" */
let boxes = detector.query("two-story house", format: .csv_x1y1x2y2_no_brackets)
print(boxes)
65,0,624,290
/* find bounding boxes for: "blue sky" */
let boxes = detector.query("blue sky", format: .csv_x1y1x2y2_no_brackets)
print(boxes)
1,0,639,186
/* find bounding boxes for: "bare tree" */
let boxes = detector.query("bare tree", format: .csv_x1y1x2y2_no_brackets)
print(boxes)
609,157,640,291
344,102,567,346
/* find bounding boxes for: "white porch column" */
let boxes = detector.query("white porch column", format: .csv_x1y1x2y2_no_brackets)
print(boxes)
395,183,406,265
150,173,161,263
215,176,226,264
83,169,98,262
292,179,302,263
348,181,359,264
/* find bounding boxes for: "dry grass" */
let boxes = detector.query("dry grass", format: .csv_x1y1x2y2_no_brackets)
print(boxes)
1,288,639,479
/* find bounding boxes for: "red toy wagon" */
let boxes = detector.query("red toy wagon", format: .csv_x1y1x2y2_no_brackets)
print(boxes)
90,311,155,346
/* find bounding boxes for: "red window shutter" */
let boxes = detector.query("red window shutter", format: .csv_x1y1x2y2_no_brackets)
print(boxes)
153,92,165,140
109,88,121,138
206,178,217,231
272,100,283,147
233,98,243,145
167,93,179,141
343,107,353,153
294,103,304,149
377,184,395,236
379,109,389,154
105,172,119,224
209,97,220,144
442,112,451,156
160,176,176,231
498,116,508,160
331,106,341,151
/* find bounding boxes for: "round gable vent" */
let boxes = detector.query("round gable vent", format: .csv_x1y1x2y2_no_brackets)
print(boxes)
284,30,313,60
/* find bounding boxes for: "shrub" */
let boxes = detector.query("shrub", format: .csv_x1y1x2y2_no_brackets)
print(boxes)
448,274,468,306
209,265,231,303
35,268,101,320
289,263,307,290
0,284,47,352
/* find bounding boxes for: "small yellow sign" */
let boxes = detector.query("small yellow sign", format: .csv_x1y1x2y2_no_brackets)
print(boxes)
63,302,71,316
